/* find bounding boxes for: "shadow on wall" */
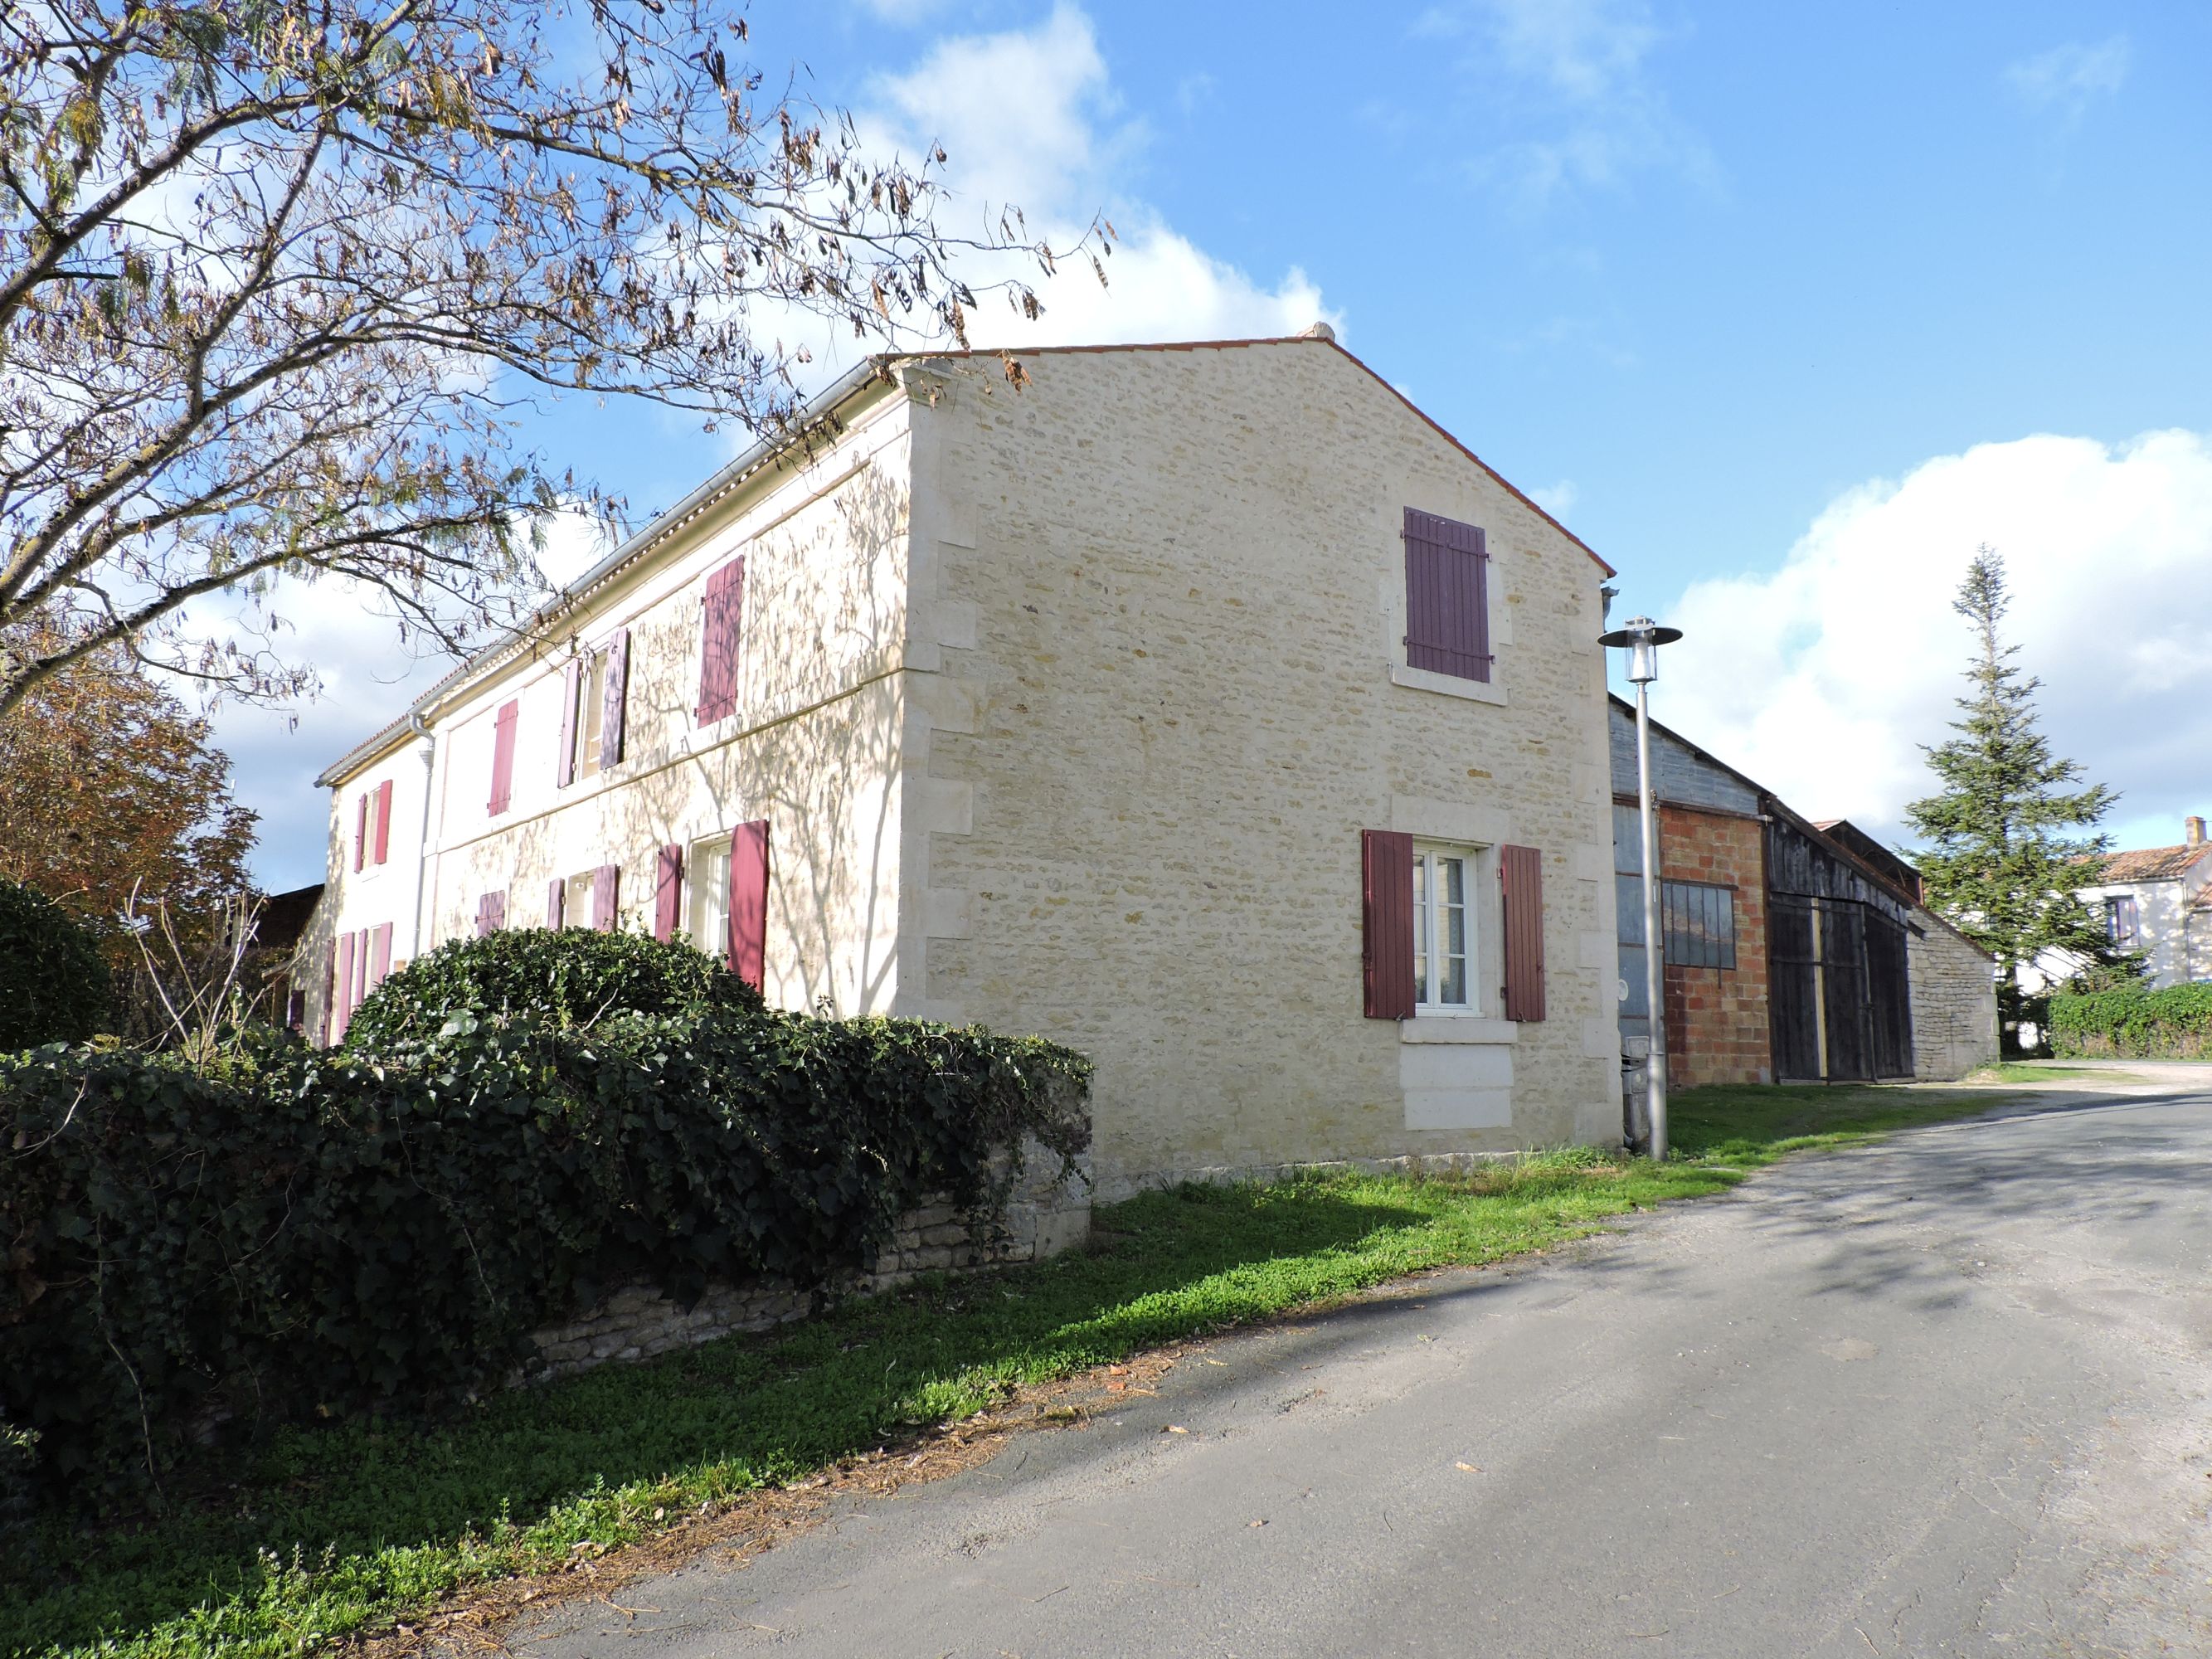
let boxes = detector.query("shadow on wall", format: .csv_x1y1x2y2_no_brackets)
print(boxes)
438,459,916,1019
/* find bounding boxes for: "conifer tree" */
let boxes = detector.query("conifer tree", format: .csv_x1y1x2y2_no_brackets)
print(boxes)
1905,547,2123,1052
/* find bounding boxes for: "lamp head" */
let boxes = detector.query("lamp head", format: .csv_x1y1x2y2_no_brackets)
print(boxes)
1596,615,1683,684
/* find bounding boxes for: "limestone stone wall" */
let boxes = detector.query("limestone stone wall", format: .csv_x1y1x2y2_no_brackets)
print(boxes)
897,339,1623,1196
1908,907,1999,1079
524,1140,1091,1383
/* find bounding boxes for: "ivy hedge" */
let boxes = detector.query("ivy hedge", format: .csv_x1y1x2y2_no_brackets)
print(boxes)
0,934,1089,1501
2048,982,2212,1058
0,877,110,1051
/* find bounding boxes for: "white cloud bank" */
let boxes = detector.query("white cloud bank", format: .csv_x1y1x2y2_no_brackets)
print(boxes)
1655,430,2212,854
2005,36,2130,128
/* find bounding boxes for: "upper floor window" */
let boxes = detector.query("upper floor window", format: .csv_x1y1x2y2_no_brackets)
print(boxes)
1403,508,1491,684
1412,843,1477,1012
575,650,607,780
2106,894,2140,948
558,630,629,788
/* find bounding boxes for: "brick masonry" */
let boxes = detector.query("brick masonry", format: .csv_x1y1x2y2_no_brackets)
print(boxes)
1657,803,1773,1087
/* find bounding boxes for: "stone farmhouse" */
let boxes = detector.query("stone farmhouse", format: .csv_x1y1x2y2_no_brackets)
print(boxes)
308,332,1629,1196
2069,817,2212,988
1607,698,1997,1092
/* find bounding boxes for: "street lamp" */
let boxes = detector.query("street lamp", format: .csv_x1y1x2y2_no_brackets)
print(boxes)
1597,615,1683,1160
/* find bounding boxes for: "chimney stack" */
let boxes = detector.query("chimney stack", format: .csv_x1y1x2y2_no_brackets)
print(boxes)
2188,815,2205,849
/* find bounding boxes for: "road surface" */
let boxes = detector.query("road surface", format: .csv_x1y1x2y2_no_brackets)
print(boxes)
513,1076,2212,1657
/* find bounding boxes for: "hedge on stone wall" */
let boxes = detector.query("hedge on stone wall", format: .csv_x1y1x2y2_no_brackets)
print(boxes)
2048,983,2212,1058
0,937,1089,1497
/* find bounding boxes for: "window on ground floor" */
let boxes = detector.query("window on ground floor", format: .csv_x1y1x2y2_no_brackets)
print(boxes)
688,835,732,959
1412,843,1479,1013
1660,879,1738,970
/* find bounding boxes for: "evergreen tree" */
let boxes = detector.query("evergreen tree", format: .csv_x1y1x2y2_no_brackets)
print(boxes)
1905,547,2124,1052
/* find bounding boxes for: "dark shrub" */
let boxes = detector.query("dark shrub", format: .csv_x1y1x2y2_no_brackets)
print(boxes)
0,1000,1088,1493
0,878,110,1050
342,927,763,1049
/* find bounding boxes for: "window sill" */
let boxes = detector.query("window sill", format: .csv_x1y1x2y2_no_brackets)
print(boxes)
1390,663,1508,706
1400,1015,1518,1045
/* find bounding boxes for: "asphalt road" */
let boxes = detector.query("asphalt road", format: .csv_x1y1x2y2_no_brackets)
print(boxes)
514,1079,2212,1658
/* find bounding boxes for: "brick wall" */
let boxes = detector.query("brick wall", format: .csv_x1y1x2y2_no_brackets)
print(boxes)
1656,803,1772,1087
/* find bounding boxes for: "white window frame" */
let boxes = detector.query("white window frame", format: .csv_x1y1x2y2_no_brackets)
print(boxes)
573,649,609,781
688,835,732,960
564,868,595,929
1413,842,1482,1016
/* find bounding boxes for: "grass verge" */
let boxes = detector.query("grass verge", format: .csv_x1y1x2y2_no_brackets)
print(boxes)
1968,1061,2142,1084
2,1080,2010,1659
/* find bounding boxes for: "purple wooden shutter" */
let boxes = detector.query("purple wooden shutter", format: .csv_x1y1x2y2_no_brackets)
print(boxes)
601,628,630,768
333,931,356,1039
488,889,507,933
557,659,581,788
369,922,393,989
1362,830,1416,1019
546,877,566,928
372,780,393,865
488,700,519,815
1500,844,1546,1022
730,820,770,989
694,561,745,724
1403,508,1492,683
591,863,620,932
655,843,683,942
353,793,368,873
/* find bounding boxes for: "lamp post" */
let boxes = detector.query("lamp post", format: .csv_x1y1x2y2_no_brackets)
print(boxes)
1597,615,1683,1160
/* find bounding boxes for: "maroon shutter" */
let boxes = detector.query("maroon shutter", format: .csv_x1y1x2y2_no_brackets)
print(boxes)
1500,844,1546,1022
333,931,356,1039
369,922,393,989
591,863,620,932
655,843,683,942
557,659,581,788
372,779,393,865
1361,830,1416,1019
487,890,508,934
353,793,368,873
694,560,745,724
1403,508,1492,683
546,877,566,928
488,699,519,815
729,820,770,989
600,629,630,768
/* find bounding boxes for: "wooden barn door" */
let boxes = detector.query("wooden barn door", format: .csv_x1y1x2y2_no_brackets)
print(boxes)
1864,912,1914,1078
1819,901,1874,1082
1769,896,1823,1080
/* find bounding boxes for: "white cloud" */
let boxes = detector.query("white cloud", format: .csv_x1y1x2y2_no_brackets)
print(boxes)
852,4,1337,353
1651,430,2212,857
2005,36,2130,127
1529,479,1579,519
1415,0,1716,201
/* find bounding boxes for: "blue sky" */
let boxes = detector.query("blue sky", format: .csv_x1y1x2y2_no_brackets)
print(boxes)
224,1,2212,888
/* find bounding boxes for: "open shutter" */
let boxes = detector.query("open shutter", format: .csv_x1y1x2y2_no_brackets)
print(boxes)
372,780,393,865
352,927,370,1010
1362,830,1417,1019
557,659,581,788
655,843,683,942
729,820,770,990
591,863,620,932
546,877,566,928
694,561,745,724
369,922,393,990
601,629,630,768
488,700,519,815
1403,508,1492,683
333,932,356,1039
1500,844,1546,1022
487,890,507,935
353,793,368,873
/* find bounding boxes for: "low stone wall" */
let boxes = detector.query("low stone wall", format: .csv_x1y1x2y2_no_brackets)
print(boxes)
525,1140,1091,1381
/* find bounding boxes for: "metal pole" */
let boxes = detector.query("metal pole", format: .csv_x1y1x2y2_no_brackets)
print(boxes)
1636,680,1669,1161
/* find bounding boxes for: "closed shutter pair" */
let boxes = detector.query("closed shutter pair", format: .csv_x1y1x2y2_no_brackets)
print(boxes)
555,630,630,787
352,780,395,872
1360,831,1545,1022
696,557,746,724
326,922,396,1043
649,821,771,990
1403,508,1492,684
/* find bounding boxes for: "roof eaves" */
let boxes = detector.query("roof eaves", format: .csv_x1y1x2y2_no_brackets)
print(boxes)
314,358,899,787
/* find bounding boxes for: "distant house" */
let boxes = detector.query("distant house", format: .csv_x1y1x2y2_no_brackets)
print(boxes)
1607,698,1997,1090
2069,818,2212,988
309,332,1631,1195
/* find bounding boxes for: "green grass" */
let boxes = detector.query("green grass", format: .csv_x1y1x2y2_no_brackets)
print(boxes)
2,1082,2008,1659
1969,1061,2134,1084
